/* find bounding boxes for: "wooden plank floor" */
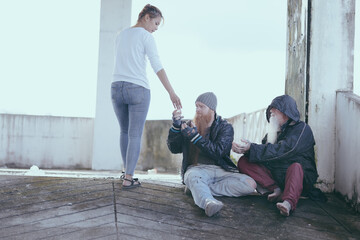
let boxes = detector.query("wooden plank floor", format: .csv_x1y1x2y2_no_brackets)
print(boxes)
0,175,359,240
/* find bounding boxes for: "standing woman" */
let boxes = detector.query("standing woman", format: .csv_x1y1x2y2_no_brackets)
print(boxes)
111,4,182,188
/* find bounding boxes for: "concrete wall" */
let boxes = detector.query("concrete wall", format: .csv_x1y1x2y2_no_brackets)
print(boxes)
92,0,131,170
335,91,360,211
307,0,355,191
138,120,182,173
0,114,94,169
285,0,356,192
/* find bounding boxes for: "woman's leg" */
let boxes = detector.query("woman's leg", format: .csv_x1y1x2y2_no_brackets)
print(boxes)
124,83,150,177
111,82,150,183
111,82,129,171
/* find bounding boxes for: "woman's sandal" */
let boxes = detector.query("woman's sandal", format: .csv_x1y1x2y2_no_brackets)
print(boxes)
122,178,141,189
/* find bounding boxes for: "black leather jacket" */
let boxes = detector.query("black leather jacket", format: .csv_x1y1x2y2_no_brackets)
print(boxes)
167,114,238,182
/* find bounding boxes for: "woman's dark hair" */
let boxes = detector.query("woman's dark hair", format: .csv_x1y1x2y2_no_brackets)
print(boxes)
137,4,163,22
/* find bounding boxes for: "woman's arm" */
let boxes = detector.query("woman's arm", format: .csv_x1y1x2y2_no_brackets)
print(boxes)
156,69,182,109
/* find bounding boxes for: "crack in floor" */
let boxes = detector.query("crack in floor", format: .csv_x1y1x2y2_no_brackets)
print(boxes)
112,181,120,239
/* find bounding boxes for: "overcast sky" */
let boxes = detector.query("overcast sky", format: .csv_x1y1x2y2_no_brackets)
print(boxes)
0,1,359,120
131,0,287,120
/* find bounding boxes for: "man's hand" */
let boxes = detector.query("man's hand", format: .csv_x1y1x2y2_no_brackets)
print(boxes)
181,121,199,140
172,109,183,128
232,139,251,154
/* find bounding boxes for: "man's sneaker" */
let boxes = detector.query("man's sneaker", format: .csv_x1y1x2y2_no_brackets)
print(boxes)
204,199,224,217
276,200,292,216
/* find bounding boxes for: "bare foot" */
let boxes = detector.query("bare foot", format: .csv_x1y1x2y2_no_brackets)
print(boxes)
267,187,282,202
276,200,292,216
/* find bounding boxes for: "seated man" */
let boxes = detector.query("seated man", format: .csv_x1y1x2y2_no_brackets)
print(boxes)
167,92,256,217
233,95,325,217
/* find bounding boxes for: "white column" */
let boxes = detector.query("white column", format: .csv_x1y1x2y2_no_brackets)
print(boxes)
308,0,355,191
92,0,131,170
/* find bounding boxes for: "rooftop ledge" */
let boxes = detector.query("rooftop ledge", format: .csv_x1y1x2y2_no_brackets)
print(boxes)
0,166,182,187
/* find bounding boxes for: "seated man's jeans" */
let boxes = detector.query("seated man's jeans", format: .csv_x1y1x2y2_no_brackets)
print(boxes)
184,164,256,210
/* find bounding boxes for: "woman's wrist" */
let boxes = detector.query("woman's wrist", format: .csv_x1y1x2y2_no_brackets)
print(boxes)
168,89,175,95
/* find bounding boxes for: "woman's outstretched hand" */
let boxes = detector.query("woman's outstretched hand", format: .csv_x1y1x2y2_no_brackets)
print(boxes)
156,69,182,109
170,92,182,109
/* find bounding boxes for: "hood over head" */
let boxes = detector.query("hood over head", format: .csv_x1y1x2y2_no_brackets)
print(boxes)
266,95,300,123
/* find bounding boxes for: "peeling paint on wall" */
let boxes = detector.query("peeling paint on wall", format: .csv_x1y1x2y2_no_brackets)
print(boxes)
335,91,360,211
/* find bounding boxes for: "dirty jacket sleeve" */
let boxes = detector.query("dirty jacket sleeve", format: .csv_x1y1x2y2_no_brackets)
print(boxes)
167,126,183,154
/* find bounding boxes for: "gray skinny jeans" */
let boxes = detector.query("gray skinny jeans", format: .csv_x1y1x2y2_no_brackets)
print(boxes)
111,81,150,176
184,165,256,209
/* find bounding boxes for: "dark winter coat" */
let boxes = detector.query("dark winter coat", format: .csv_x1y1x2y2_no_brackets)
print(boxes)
247,95,319,193
167,114,238,182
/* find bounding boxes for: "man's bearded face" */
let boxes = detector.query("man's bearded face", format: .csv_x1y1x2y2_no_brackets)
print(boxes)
194,102,214,136
267,114,280,144
269,108,288,126
267,107,288,144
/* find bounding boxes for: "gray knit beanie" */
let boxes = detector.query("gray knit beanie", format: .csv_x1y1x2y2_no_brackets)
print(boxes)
195,92,217,112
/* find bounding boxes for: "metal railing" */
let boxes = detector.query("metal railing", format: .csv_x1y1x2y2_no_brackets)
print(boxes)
227,108,268,160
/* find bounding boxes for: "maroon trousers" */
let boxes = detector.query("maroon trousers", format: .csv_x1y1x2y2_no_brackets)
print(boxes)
237,156,304,210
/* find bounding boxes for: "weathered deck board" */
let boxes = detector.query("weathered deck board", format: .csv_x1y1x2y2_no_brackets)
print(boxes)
0,175,359,240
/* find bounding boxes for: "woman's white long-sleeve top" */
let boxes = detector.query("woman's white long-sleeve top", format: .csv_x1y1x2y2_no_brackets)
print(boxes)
112,27,163,89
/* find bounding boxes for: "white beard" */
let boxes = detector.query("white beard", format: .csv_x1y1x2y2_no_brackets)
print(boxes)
267,116,280,144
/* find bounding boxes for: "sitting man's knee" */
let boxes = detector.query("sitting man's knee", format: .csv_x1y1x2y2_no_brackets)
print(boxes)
290,162,303,171
231,175,257,195
292,162,302,168
247,178,257,189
